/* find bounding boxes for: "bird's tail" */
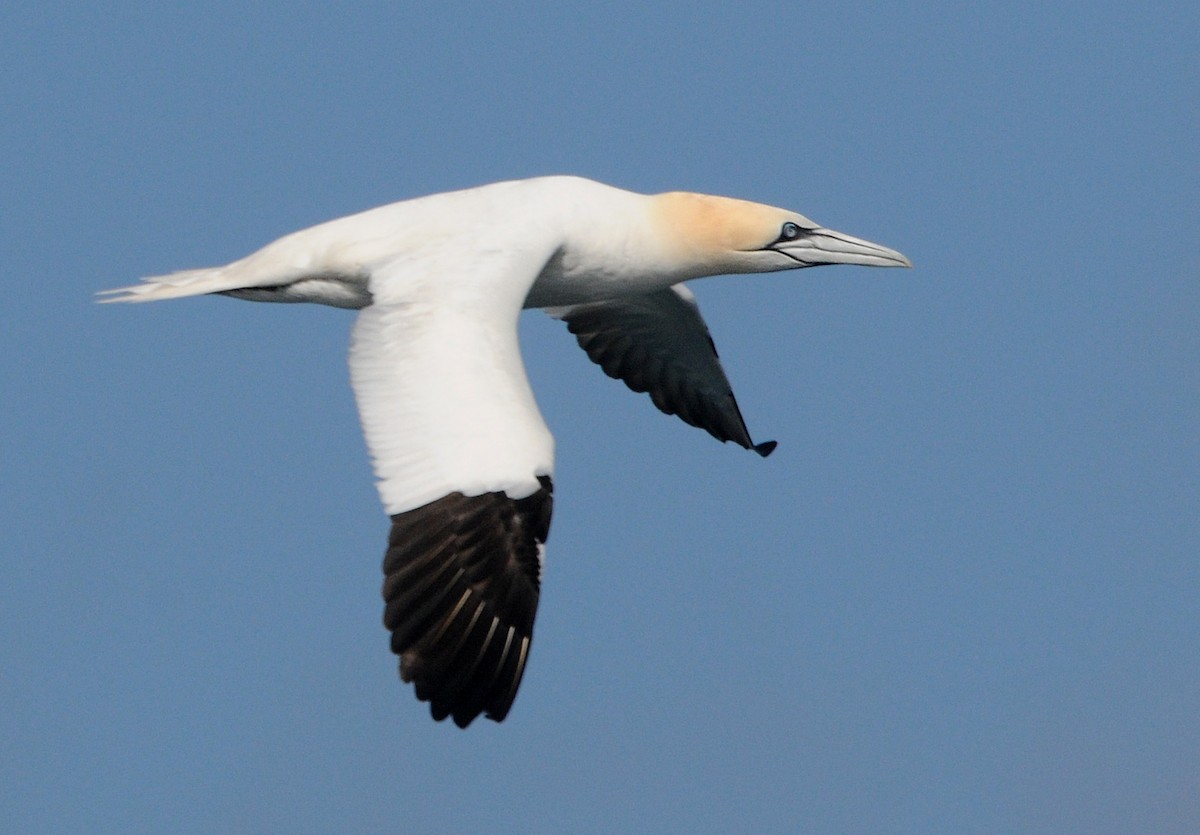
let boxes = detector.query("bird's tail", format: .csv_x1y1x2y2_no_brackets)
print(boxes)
96,266,245,304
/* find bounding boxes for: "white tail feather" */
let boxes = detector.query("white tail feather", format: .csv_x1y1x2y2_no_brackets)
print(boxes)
96,267,240,304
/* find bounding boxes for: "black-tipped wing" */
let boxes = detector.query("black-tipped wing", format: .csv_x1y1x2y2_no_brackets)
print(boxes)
548,285,776,456
383,476,553,728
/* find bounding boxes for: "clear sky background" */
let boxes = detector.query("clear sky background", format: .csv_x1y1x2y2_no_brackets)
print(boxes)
3,3,1197,832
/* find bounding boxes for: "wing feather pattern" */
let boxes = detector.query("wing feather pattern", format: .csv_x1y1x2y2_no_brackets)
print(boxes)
348,254,558,726
383,477,552,727
549,285,776,456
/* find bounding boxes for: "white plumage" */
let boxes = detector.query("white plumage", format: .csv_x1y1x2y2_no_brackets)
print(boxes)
102,175,910,727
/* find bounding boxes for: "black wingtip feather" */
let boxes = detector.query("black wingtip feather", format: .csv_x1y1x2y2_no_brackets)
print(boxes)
561,298,775,457
382,477,552,727
753,440,778,457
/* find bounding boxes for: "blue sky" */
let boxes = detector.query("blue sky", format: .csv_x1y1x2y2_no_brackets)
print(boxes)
3,2,1197,832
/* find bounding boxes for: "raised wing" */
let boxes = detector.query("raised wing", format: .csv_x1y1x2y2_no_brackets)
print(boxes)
549,285,776,456
350,255,555,727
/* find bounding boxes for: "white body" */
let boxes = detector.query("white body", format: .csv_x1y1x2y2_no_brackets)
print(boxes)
101,175,911,726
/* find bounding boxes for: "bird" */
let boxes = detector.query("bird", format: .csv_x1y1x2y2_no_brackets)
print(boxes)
100,176,911,728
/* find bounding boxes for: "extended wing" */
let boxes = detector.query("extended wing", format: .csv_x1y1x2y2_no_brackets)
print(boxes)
548,284,776,457
350,254,555,727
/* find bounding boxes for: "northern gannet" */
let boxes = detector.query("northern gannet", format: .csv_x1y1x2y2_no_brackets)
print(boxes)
101,176,911,727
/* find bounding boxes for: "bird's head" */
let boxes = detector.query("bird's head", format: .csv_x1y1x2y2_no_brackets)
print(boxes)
649,191,912,278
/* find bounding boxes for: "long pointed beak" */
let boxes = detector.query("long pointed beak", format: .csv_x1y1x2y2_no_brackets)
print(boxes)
779,227,913,268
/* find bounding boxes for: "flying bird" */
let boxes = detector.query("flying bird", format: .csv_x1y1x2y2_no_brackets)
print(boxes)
101,176,910,727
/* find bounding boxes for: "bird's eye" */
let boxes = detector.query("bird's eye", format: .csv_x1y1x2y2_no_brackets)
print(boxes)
779,222,803,241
